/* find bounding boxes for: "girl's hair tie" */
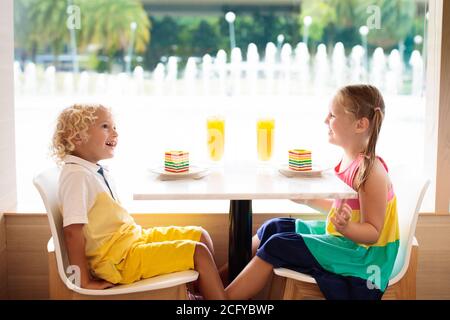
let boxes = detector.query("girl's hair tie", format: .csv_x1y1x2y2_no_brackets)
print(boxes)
374,107,382,112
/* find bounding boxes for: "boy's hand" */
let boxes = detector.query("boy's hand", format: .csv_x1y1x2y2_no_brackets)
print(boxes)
82,279,115,290
331,200,352,233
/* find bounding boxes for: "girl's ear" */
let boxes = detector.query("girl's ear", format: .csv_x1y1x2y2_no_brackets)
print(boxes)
355,117,370,133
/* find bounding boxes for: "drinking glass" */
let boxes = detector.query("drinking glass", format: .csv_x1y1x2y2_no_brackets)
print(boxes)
257,118,275,162
207,116,225,162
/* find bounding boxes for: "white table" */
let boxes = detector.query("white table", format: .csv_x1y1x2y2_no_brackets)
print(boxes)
133,163,358,281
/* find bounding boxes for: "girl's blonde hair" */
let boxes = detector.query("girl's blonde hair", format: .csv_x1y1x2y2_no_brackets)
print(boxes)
51,103,107,162
335,84,385,191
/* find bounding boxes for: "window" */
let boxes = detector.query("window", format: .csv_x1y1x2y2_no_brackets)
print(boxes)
13,0,431,212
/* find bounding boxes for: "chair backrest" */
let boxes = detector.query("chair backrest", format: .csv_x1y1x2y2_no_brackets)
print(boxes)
33,167,72,288
388,169,429,281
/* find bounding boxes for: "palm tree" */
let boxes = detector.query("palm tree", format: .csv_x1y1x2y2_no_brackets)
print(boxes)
16,0,73,65
79,0,150,65
15,0,150,70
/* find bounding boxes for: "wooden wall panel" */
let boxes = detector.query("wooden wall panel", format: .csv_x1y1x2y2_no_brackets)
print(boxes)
5,214,50,299
3,213,450,299
7,275,48,300
0,215,5,252
415,214,450,299
6,215,51,252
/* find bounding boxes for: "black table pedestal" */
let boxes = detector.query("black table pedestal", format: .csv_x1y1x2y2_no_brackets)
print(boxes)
228,199,253,283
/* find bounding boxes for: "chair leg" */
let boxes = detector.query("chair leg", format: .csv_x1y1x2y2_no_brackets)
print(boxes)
383,244,418,300
283,279,296,299
268,274,286,300
269,275,324,300
287,280,324,300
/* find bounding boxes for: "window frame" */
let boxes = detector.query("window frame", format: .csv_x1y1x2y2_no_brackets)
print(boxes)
2,0,449,215
424,0,450,214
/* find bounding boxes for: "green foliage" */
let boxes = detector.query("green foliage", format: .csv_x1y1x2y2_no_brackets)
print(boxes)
79,0,150,54
144,16,181,69
14,0,34,53
191,20,222,56
299,1,337,42
355,0,415,47
15,0,72,59
15,0,150,70
219,12,300,56
15,0,423,71
299,0,416,53
83,53,109,72
145,16,223,69
299,0,375,53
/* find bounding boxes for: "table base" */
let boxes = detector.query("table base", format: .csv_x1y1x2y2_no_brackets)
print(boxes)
228,199,253,282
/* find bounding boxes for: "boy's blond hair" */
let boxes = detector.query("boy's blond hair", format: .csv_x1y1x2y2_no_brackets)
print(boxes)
51,103,107,161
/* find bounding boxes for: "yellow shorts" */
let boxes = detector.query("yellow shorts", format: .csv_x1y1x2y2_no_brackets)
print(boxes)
115,226,203,284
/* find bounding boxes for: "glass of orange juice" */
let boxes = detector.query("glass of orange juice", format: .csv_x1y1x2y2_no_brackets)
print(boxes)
257,118,275,162
207,116,225,162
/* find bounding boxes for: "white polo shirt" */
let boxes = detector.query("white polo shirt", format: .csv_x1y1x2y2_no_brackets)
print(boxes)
59,155,120,227
59,155,142,283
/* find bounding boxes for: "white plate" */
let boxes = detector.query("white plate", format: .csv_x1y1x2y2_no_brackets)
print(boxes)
278,164,324,178
150,165,209,180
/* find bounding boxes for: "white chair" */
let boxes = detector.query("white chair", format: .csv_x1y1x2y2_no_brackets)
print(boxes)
34,167,198,300
270,173,430,300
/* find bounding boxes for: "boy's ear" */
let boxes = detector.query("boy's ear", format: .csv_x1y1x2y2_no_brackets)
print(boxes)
73,134,83,145
355,117,370,133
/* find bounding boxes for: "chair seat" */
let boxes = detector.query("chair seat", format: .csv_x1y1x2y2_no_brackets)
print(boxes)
48,237,199,296
273,268,316,284
68,270,199,296
272,238,419,300
274,237,419,289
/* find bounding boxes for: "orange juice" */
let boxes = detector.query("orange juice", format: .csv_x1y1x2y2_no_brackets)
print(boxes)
207,116,225,161
257,118,275,161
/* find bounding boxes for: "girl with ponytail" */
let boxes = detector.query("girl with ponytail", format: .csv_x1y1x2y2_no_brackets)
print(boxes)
225,85,399,300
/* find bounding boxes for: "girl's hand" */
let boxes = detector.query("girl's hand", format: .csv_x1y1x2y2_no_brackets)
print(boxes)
331,200,352,233
290,199,309,205
82,279,115,290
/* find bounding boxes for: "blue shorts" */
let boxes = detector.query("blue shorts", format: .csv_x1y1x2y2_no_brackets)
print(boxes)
256,217,322,275
256,218,383,300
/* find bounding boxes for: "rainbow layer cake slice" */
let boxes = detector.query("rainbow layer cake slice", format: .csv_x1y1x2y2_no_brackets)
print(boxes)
288,149,312,171
164,151,189,173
